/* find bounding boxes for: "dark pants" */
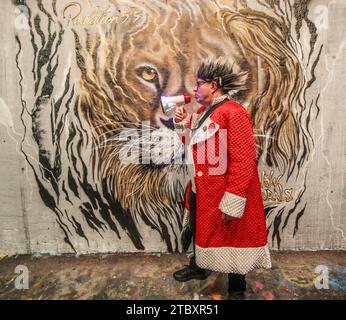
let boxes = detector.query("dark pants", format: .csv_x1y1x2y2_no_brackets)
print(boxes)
188,191,246,293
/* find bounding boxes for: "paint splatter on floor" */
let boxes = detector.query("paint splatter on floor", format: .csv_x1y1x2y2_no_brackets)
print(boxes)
0,251,345,300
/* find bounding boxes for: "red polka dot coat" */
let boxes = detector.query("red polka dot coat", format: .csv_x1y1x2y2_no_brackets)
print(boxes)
179,100,272,274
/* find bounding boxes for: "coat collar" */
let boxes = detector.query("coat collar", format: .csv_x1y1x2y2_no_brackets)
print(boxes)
190,116,220,145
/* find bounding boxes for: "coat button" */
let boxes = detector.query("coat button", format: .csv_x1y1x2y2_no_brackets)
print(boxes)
203,126,207,131
197,171,203,177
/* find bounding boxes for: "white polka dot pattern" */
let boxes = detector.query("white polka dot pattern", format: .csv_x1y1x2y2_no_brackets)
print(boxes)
219,191,246,218
196,244,272,274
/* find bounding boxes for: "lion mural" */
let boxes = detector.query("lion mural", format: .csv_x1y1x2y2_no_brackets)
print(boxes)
12,0,322,252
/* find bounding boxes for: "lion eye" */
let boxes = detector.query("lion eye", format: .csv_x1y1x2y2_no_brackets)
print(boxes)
137,66,158,82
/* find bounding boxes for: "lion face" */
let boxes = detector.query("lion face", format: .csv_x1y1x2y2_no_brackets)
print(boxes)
73,7,253,253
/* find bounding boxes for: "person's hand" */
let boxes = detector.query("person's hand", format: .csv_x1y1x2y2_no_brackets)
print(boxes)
174,104,188,123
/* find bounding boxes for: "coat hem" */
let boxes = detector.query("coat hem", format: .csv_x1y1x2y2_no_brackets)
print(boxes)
195,244,272,274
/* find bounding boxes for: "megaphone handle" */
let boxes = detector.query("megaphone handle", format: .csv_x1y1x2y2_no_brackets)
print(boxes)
175,105,188,123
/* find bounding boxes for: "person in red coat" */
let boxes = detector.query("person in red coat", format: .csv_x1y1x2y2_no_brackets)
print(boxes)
173,57,272,299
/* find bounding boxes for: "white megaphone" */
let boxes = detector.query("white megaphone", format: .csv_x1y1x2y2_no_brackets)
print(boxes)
160,93,191,115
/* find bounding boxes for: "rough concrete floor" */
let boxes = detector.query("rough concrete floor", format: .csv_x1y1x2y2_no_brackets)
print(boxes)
0,251,345,300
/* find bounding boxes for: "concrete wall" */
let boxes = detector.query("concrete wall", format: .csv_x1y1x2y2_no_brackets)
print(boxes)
0,0,345,255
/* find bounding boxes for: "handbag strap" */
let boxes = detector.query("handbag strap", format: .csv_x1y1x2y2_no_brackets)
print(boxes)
194,98,229,130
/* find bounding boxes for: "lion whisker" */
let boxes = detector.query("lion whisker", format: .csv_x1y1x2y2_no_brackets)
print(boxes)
253,134,277,140
95,133,155,147
93,121,157,130
95,127,156,140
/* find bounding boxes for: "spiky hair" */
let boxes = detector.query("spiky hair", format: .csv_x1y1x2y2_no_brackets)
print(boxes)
197,57,248,96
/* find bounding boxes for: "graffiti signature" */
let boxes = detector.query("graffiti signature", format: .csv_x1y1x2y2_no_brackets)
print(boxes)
62,2,141,26
261,170,293,203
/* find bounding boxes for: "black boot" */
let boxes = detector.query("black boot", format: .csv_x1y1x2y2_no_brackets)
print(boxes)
173,264,210,282
173,256,210,282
